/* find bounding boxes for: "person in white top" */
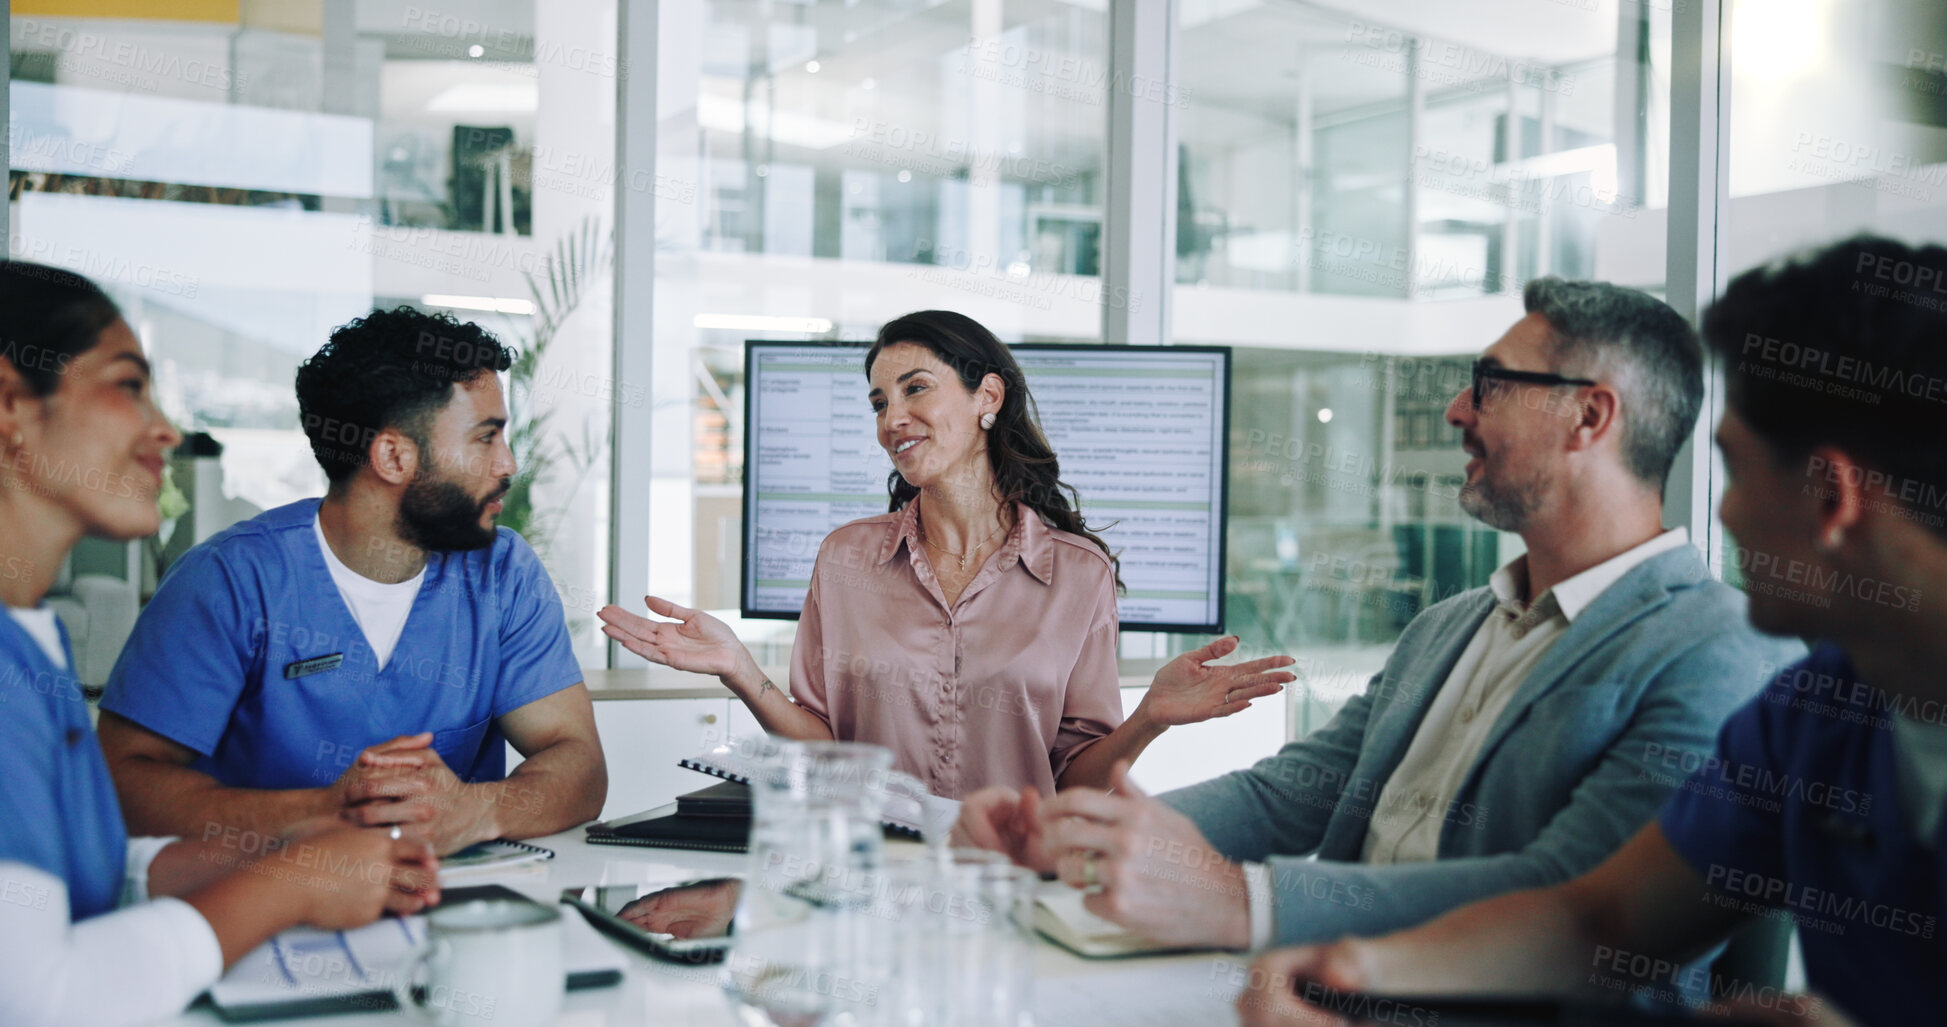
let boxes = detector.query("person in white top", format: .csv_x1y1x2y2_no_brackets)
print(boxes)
955,278,1801,955
0,261,440,1027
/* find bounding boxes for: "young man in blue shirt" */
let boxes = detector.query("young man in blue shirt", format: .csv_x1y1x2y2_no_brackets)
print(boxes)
1237,235,1947,1027
97,308,606,855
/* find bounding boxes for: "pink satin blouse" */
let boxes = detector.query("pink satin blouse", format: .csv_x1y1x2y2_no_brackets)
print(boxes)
787,501,1123,799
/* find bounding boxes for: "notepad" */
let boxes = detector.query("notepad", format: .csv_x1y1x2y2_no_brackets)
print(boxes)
205,889,623,1021
1032,883,1206,959
437,839,555,883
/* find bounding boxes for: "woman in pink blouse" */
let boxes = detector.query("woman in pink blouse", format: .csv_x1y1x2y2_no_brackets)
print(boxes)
599,311,1293,798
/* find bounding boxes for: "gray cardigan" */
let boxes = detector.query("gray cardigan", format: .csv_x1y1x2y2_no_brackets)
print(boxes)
1161,545,1804,947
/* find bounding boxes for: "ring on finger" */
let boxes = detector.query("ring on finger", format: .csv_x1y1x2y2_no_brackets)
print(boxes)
389,825,403,841
1081,851,1106,895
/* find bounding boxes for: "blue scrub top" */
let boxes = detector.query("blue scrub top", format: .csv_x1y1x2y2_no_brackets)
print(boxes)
0,612,128,920
1660,643,1945,1026
100,499,583,791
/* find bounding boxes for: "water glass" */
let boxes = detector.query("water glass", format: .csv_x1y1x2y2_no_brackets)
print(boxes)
879,848,1038,1027
724,739,896,1026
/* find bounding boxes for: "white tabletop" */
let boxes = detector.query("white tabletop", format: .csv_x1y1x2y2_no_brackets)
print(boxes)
167,826,1249,1026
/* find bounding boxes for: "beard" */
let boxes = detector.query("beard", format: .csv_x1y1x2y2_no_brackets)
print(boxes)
397,471,509,552
1458,463,1546,532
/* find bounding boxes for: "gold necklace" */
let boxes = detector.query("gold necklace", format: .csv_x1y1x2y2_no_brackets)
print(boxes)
918,513,1010,572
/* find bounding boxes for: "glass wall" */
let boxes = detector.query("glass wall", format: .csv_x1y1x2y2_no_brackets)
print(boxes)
13,0,1885,700
1175,0,1673,720
8,1,618,665
651,1,1110,642
1712,0,1947,589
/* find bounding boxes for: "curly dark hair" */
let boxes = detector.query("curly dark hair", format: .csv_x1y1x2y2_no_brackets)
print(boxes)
295,306,514,483
866,310,1123,591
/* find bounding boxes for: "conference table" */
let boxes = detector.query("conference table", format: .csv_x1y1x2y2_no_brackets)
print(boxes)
168,825,1253,1026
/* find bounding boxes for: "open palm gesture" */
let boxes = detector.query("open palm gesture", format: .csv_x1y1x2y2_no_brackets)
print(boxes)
1136,636,1295,727
598,596,753,679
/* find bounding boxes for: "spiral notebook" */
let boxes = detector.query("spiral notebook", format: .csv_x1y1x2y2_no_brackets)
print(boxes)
437,839,555,883
676,743,962,839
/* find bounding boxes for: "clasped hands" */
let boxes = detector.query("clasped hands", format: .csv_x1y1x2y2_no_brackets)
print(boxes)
954,761,1253,950
326,732,501,855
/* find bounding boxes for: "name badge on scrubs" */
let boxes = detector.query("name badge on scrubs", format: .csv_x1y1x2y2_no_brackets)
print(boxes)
284,652,345,679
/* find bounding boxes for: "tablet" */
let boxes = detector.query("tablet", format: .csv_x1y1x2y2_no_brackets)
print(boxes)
562,878,743,964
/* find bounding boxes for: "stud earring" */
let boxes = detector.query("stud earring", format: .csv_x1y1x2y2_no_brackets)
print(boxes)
979,412,996,430
9,432,20,448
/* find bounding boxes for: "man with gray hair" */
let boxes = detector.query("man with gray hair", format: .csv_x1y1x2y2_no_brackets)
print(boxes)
956,278,1803,953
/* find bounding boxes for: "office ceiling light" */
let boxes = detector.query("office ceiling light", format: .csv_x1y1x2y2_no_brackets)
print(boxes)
426,81,539,113
423,294,536,315
694,313,835,334
805,60,822,73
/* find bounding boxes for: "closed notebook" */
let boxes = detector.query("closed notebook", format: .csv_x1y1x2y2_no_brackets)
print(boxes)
1032,883,1201,959
584,795,751,853
677,744,963,839
676,779,753,818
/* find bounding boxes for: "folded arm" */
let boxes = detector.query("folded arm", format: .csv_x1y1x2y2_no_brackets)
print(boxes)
97,711,337,840
480,683,607,837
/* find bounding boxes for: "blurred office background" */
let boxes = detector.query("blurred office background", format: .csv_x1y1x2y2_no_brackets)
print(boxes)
11,0,1947,728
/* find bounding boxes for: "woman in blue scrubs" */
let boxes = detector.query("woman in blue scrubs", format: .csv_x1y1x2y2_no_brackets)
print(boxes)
0,262,440,1027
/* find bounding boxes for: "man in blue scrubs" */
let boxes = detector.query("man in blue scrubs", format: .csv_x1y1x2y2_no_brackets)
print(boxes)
98,307,606,855
1235,236,1947,1027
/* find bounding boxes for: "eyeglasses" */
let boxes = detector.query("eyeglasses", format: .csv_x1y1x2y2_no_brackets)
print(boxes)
1470,359,1598,411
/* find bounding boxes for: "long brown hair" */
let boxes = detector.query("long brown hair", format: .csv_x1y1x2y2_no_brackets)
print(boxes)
866,310,1122,591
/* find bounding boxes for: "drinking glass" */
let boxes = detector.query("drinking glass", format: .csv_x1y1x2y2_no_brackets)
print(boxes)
878,848,1038,1027
723,739,895,1027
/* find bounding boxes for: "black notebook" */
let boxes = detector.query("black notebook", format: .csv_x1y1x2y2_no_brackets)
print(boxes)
585,782,753,853
677,779,753,818
677,745,943,838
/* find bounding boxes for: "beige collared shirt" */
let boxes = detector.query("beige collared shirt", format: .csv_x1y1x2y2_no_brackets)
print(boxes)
1357,527,1691,866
